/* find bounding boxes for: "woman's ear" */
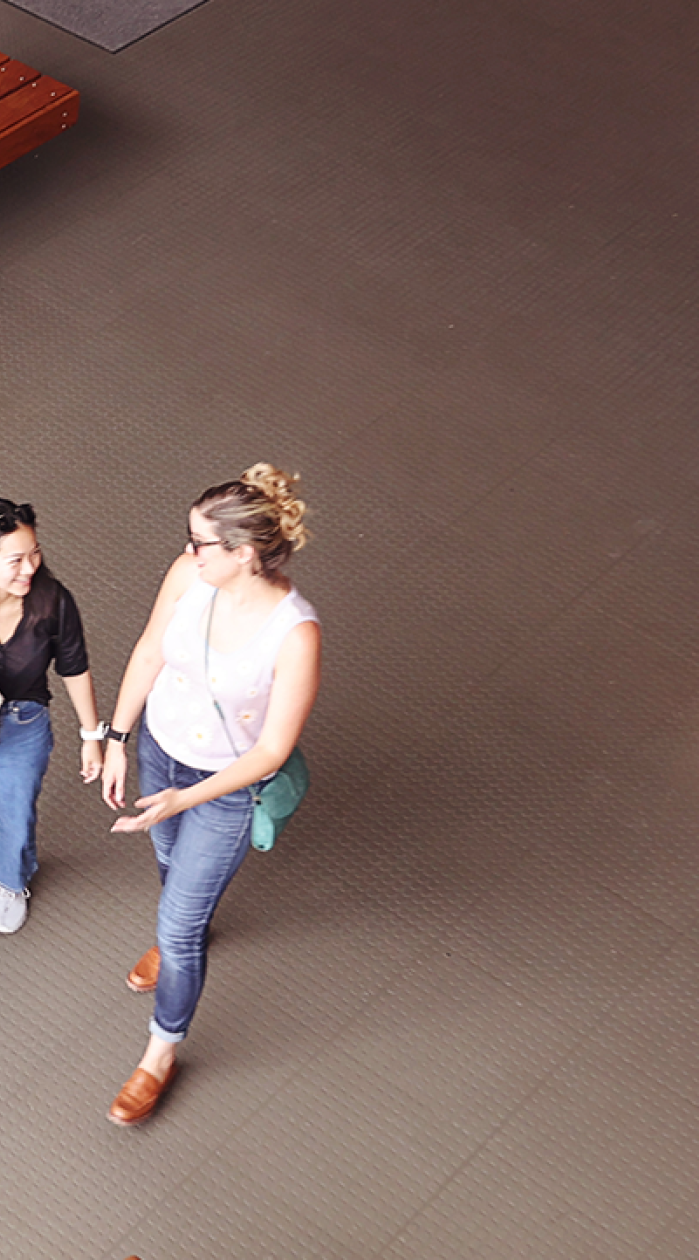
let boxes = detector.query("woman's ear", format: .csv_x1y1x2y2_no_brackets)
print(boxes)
236,544,257,567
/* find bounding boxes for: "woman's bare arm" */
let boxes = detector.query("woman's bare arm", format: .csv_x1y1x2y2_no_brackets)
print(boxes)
111,619,321,831
102,553,197,809
62,669,103,783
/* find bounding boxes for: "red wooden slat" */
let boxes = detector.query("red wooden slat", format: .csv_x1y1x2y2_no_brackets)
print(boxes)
0,59,41,101
0,57,79,170
0,75,72,133
0,84,79,170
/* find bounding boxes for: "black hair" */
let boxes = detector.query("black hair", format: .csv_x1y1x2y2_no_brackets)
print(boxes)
0,498,58,627
0,498,36,535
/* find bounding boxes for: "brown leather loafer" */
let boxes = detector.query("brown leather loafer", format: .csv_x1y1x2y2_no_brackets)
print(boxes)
126,945,160,993
108,1062,178,1126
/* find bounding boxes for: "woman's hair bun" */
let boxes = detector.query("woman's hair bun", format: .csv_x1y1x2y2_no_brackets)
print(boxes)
0,499,36,535
241,462,308,551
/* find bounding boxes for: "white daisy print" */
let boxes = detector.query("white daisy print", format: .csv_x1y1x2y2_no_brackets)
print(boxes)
247,687,258,698
173,672,190,692
238,709,257,724
189,725,212,748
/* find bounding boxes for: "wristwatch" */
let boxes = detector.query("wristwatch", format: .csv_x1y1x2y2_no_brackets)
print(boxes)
105,724,130,743
80,721,107,741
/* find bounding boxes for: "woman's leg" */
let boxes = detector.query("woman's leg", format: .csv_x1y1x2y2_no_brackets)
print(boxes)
136,718,184,886
0,702,53,898
150,786,253,1044
123,720,185,991
109,757,254,1122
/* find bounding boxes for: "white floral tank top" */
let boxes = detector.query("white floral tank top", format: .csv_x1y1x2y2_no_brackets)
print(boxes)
146,578,319,771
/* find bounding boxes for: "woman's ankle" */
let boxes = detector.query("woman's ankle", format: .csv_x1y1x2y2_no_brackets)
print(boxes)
138,1037,176,1081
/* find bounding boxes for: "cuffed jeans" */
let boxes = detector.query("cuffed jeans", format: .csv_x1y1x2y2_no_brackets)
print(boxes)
0,700,53,894
137,719,256,1043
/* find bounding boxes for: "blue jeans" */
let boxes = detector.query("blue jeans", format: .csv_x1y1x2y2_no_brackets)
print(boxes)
0,701,53,894
137,719,257,1043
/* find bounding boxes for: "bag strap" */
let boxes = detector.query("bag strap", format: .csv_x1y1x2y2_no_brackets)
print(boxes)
204,590,259,805
204,589,236,753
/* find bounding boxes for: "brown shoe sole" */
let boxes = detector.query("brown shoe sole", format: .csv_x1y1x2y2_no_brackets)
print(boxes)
125,975,157,993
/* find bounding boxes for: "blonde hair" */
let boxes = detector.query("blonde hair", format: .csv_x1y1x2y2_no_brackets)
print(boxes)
193,462,308,577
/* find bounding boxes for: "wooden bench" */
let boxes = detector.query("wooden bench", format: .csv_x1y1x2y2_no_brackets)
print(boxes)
0,51,79,172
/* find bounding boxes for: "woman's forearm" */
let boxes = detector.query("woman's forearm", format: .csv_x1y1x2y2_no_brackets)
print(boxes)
175,742,289,812
62,670,100,729
171,624,320,814
110,638,164,733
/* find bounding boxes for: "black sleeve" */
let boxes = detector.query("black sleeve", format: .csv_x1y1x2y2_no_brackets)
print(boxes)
54,585,90,677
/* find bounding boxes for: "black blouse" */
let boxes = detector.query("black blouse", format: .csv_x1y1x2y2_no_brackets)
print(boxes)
0,567,89,705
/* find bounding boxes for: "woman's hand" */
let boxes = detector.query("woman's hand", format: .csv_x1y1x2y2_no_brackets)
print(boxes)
102,741,128,810
81,740,103,783
110,788,183,833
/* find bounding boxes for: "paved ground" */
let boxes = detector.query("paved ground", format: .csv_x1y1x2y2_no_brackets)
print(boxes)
1,0,699,1257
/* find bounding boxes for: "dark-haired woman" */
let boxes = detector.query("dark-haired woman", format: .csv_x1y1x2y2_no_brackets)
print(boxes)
102,463,321,1126
0,500,103,934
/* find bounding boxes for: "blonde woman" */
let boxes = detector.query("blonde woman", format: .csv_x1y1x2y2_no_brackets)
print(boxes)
102,464,321,1125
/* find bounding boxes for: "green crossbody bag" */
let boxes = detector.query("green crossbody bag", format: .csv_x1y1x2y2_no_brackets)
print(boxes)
205,591,310,851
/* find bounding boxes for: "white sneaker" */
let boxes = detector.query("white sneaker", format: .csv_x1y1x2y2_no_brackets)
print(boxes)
0,886,30,934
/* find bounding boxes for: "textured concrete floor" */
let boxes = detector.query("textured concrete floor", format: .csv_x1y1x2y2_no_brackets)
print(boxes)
4,0,212,52
2,1,699,1257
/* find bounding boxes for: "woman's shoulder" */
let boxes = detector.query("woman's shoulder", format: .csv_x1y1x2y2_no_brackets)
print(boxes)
52,576,77,606
287,585,319,625
160,553,201,602
146,555,208,630
26,565,61,618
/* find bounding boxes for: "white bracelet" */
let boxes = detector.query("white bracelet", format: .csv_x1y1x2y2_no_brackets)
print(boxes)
80,721,107,741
